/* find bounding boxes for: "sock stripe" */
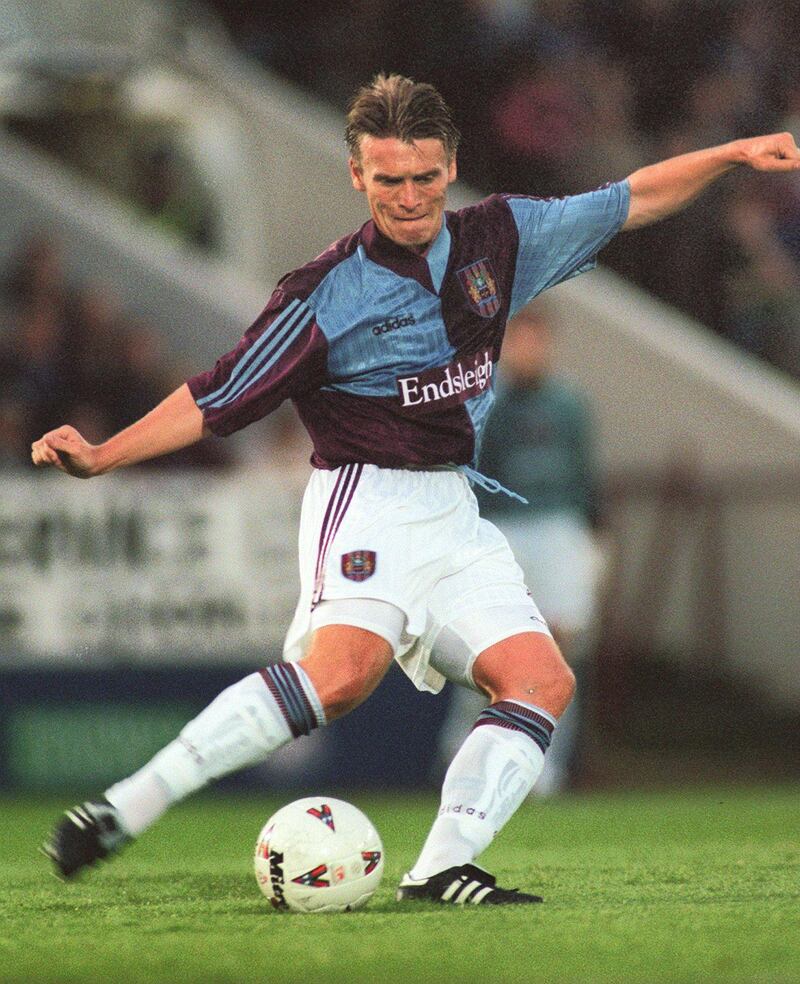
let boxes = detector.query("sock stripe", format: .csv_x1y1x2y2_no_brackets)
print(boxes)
260,666,294,734
496,699,556,732
261,663,319,738
472,716,550,753
473,700,555,754
283,663,324,732
280,666,313,731
274,665,314,735
275,674,308,735
480,708,553,744
275,664,317,735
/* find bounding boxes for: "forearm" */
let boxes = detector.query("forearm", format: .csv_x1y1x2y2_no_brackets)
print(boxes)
624,132,800,230
93,383,208,474
623,142,741,230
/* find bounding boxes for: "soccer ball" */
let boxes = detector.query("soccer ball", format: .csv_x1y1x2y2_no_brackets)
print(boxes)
253,796,384,913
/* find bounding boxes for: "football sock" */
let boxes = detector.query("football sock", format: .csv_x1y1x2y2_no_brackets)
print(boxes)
105,665,325,837
409,700,555,879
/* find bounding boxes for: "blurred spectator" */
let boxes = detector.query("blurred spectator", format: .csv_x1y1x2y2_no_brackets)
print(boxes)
0,233,232,469
584,0,724,137
3,234,66,307
109,320,178,429
0,398,31,467
0,236,71,450
437,301,608,795
131,144,219,252
720,186,800,376
577,55,642,190
490,56,590,196
65,284,127,420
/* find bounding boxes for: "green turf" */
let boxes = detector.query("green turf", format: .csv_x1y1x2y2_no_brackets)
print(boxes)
1,787,798,983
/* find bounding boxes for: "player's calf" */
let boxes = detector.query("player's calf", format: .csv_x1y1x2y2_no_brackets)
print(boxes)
300,623,394,720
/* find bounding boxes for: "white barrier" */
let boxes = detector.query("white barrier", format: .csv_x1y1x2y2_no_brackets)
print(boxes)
0,467,305,665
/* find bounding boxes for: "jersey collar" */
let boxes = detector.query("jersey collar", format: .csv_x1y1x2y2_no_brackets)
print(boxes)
361,216,451,295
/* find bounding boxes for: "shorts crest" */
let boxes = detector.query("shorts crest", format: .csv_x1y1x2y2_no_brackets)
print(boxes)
456,257,501,318
341,549,376,581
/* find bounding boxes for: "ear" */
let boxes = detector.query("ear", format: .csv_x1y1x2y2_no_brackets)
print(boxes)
447,156,457,183
349,157,366,193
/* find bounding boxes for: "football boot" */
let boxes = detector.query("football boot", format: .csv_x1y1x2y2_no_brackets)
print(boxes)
397,863,543,905
42,799,129,879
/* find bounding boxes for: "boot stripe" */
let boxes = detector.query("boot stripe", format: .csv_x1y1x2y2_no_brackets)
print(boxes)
441,879,463,902
455,880,482,904
471,885,494,904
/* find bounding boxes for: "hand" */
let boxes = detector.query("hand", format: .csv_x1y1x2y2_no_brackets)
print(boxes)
31,426,101,478
738,132,800,172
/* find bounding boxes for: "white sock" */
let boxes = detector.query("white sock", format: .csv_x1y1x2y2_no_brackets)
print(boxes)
410,700,555,879
105,665,324,836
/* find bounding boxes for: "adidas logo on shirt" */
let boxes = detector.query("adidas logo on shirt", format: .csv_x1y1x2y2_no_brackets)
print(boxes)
371,314,416,336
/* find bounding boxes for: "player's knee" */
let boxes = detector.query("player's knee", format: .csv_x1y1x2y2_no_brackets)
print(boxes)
474,633,576,718
506,657,575,718
534,652,576,713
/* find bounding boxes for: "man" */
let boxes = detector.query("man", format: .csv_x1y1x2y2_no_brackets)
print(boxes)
32,74,799,905
438,301,605,796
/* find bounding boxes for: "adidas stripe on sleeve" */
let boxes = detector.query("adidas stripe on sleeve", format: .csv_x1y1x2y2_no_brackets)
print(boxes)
187,290,329,437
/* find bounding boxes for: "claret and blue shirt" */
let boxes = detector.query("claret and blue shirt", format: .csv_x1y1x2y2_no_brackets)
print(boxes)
188,182,630,470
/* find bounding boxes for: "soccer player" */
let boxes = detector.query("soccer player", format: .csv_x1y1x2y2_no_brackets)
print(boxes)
32,74,800,905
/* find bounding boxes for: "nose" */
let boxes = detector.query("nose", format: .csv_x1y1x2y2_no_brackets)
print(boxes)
397,180,421,211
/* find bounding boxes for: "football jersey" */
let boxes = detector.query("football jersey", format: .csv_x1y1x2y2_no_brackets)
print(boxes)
187,183,629,469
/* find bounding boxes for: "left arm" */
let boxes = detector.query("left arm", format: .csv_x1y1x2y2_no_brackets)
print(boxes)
623,132,800,231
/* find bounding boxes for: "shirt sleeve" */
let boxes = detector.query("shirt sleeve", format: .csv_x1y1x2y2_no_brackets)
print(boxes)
505,179,630,316
186,289,328,437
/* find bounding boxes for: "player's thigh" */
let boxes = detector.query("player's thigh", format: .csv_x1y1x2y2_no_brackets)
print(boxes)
299,598,404,720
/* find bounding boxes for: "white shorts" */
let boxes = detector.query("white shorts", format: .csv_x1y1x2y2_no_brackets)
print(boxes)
282,464,551,693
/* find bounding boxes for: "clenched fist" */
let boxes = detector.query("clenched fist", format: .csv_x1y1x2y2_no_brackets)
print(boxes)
738,131,800,172
31,426,100,478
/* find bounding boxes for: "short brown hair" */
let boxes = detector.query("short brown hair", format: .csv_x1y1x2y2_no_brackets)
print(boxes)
345,73,460,161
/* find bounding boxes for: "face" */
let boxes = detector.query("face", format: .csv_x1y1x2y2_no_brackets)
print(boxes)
349,135,457,254
502,310,553,384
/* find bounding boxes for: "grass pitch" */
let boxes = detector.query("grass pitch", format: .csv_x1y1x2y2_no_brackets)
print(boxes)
1,786,798,983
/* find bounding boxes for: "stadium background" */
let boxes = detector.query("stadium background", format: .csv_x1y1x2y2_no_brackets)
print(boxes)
1,0,799,799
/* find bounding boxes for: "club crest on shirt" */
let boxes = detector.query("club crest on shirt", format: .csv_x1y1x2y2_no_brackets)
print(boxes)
456,257,501,318
341,550,376,581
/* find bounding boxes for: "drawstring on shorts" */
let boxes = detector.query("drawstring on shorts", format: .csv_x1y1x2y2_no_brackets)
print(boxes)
458,465,529,505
